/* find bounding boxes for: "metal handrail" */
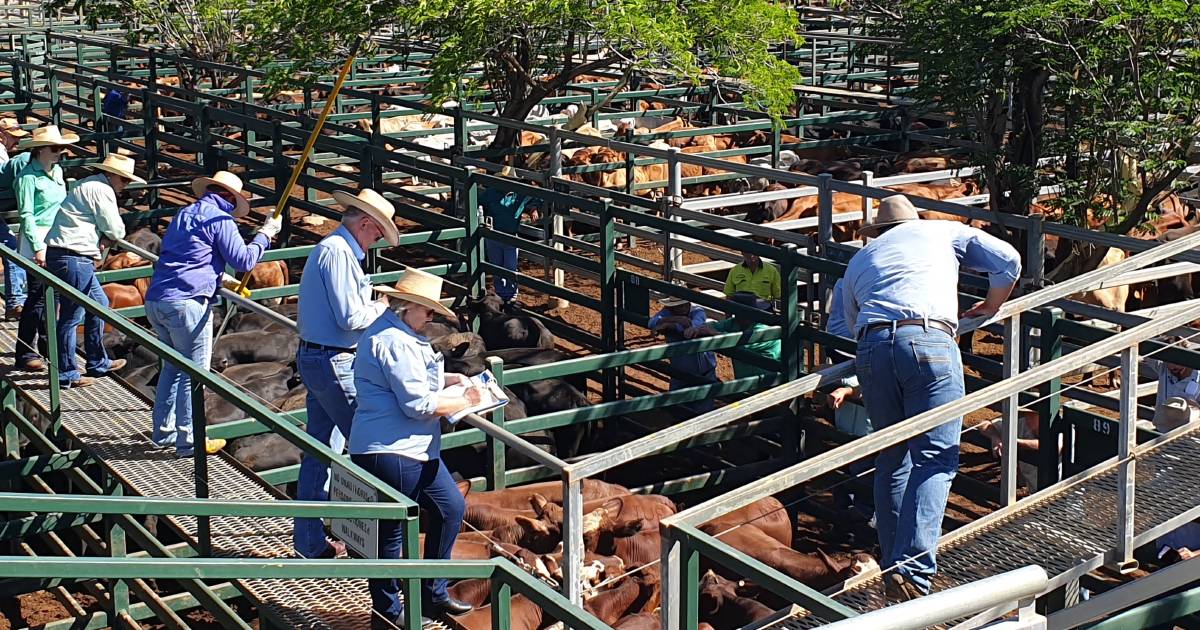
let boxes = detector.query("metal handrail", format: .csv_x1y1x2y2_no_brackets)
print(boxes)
818,566,1048,630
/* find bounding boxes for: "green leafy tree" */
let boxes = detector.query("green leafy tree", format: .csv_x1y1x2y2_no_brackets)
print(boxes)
53,0,251,89
238,0,803,148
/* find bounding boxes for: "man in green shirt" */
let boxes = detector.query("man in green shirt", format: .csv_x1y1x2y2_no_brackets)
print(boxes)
723,252,781,302
685,292,781,379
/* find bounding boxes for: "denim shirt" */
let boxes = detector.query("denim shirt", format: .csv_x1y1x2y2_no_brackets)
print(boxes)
145,192,269,302
348,310,446,460
843,220,1021,336
297,225,385,348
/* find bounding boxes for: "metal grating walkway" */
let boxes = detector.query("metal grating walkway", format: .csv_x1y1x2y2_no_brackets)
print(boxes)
0,322,443,629
781,423,1200,628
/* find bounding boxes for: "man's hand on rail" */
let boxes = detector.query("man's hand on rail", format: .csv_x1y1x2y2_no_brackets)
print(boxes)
962,283,1017,321
34,249,45,267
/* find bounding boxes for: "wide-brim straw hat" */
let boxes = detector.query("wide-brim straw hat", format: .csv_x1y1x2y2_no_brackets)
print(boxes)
19,124,79,149
332,188,399,246
91,153,146,184
192,170,250,217
1153,396,1200,433
375,267,454,320
858,194,920,238
0,118,28,137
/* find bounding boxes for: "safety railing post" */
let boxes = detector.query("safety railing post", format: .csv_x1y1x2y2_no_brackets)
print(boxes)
191,378,211,557
1025,214,1045,288
45,286,61,433
142,89,158,207
401,516,422,630
816,173,834,249
561,475,584,604
243,73,256,153
1000,313,1021,506
92,83,105,158
1115,345,1138,571
48,67,59,126
108,484,130,628
661,527,699,630
600,202,618,399
665,147,683,283
546,130,568,309
623,128,635,198
490,574,512,630
861,170,875,226
462,167,483,298
485,357,507,490
1036,306,1063,489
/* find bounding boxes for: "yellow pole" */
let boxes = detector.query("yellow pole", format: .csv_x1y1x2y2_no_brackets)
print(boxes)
228,37,363,297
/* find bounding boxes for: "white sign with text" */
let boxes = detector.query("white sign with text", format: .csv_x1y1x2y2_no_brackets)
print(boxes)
330,463,380,559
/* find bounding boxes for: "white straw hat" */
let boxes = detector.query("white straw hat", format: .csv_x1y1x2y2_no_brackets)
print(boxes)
91,153,146,184
332,188,400,246
859,194,920,238
0,118,28,137
375,267,454,320
192,170,250,217
19,124,79,149
1153,396,1200,433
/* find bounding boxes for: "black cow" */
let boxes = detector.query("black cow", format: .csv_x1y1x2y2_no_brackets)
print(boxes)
467,294,556,350
126,227,162,256
229,433,302,472
211,331,300,371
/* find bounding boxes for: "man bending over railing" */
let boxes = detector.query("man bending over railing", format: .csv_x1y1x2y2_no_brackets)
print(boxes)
842,195,1021,601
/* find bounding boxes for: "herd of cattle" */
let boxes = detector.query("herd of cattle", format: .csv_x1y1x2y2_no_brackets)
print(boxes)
436,479,875,630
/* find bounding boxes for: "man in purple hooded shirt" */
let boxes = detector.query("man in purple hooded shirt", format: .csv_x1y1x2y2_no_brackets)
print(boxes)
145,171,281,458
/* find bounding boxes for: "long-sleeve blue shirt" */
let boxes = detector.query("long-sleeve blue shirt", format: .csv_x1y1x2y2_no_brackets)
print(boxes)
348,310,445,460
145,192,270,302
296,225,385,348
842,220,1021,337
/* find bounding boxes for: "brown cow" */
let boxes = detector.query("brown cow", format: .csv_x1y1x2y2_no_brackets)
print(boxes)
1070,247,1129,311
701,497,792,548
532,494,677,530
103,283,143,310
456,479,630,510
698,570,775,630
699,522,877,590
247,260,289,300
615,613,661,630
585,574,660,625
448,578,492,608
101,251,150,271
451,594,543,630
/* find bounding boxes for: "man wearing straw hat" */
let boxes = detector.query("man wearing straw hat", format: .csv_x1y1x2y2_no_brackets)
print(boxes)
0,117,30,320
842,194,1020,601
649,295,718,414
293,188,398,560
43,154,144,388
144,170,281,458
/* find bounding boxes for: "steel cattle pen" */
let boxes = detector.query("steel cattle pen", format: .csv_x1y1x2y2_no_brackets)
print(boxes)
0,16,1198,630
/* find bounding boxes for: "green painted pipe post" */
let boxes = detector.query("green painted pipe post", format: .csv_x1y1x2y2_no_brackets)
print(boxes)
490,571,513,630
401,516,422,630
108,483,130,628
1036,306,1063,490
92,84,104,158
190,379,211,557
244,74,256,153
142,89,158,208
485,357,507,490
48,69,59,126
74,39,82,103
771,125,781,168
599,201,618,400
45,286,61,434
462,169,483,299
779,244,802,458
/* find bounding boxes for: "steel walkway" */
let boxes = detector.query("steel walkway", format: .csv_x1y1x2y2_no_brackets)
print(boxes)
0,322,437,629
781,422,1200,628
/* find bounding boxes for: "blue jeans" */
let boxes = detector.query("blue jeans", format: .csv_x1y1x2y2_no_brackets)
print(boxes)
350,453,464,619
47,249,112,384
0,221,26,310
855,324,964,593
145,299,213,456
485,238,518,302
294,345,357,558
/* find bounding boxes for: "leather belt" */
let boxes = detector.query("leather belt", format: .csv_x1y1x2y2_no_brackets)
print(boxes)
300,339,356,354
862,318,955,339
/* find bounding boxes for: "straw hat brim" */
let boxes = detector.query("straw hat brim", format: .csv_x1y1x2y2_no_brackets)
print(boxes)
93,163,146,185
857,218,916,239
375,286,455,320
20,132,80,148
1,126,28,137
192,177,250,217
333,190,400,247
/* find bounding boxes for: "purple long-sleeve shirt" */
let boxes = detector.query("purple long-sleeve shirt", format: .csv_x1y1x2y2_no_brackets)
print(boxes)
145,192,270,302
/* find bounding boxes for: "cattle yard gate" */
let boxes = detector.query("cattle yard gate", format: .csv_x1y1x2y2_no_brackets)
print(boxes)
0,14,1198,630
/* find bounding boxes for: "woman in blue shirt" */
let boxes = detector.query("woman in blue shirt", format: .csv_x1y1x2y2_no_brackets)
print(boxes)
348,268,482,628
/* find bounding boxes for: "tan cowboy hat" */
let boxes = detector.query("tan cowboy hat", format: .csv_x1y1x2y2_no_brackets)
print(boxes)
192,170,250,217
375,267,455,320
660,296,690,308
19,124,79,149
0,118,28,137
91,153,146,185
332,188,399,246
858,194,920,238
1153,396,1200,433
